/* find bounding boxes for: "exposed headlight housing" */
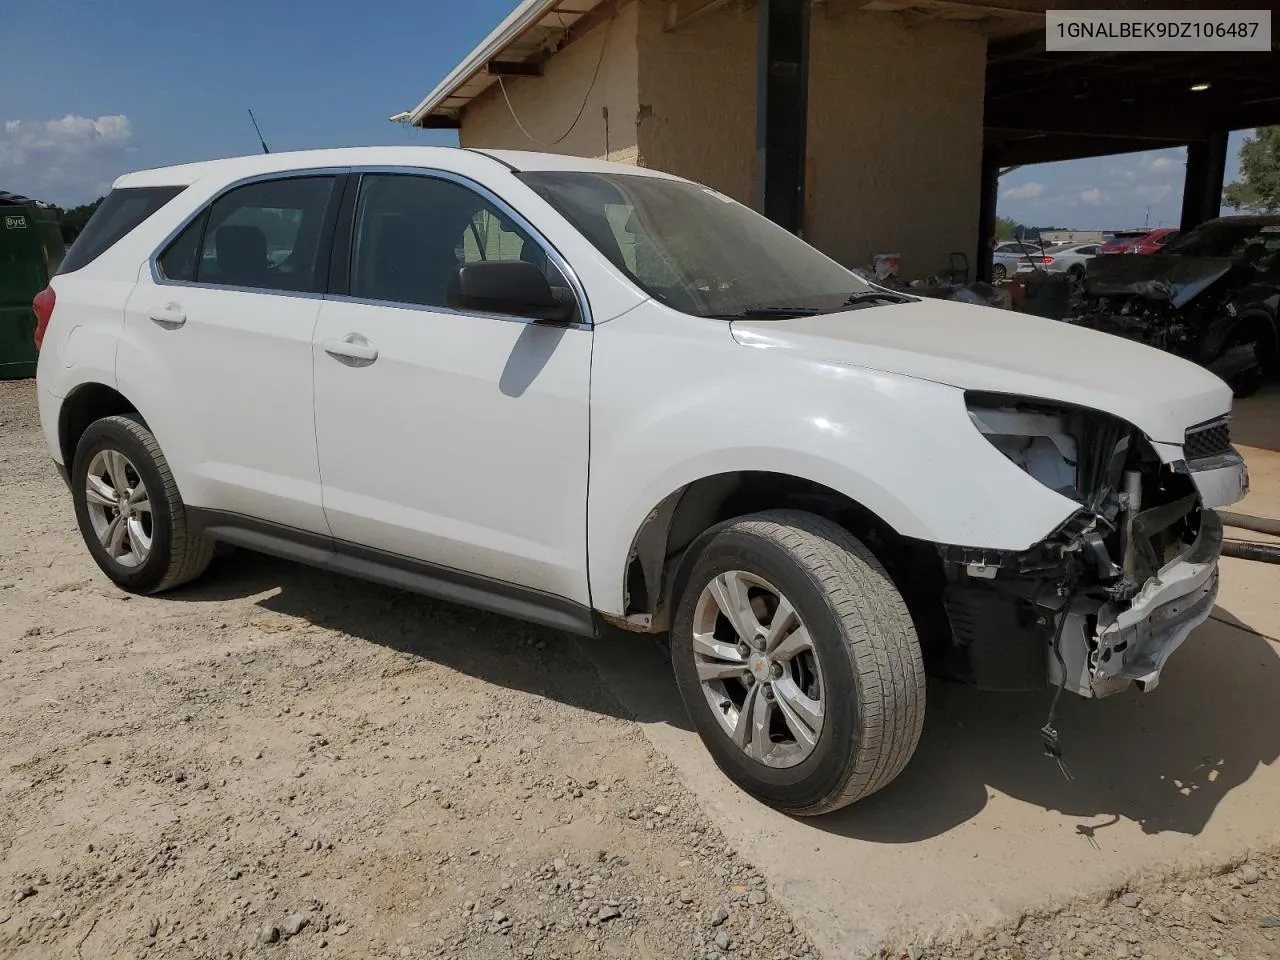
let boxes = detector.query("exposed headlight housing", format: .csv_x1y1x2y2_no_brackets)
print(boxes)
965,392,1133,508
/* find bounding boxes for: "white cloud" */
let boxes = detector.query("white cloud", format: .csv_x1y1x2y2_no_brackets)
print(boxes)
1134,182,1175,203
1003,181,1044,200
1080,188,1103,206
0,114,133,205
1147,156,1177,172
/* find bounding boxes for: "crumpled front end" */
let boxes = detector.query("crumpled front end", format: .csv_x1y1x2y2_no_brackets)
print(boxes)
935,394,1247,702
1065,255,1263,384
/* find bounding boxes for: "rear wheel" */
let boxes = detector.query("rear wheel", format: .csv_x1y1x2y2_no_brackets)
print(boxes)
670,510,925,815
71,414,214,594
992,263,1008,282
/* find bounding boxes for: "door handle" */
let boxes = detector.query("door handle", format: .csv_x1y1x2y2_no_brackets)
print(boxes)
322,334,378,367
149,303,186,329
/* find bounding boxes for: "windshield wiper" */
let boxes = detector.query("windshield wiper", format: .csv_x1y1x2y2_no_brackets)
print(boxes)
844,290,916,306
711,306,821,320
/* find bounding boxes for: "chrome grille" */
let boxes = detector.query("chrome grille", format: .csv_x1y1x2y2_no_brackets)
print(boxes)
1184,417,1231,462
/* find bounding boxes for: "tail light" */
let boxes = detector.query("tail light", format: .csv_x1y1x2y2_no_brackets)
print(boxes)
33,287,56,351
1039,256,1054,264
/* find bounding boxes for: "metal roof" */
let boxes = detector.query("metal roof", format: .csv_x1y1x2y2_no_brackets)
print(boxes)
399,0,611,129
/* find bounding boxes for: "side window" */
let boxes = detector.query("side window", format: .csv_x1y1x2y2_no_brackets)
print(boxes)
350,173,559,309
158,176,335,292
58,186,185,275
158,210,206,282
1077,245,1098,256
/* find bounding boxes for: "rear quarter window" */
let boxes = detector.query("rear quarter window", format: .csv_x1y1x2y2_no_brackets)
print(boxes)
57,186,185,275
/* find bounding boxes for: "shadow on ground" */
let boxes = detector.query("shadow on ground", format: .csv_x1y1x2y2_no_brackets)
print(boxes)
827,606,1280,843
170,549,1280,845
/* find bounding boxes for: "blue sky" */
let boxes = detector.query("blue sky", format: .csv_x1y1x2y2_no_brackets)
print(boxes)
0,0,1257,224
998,133,1250,231
0,0,512,204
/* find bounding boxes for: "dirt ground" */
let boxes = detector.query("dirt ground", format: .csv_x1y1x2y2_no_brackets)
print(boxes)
2,377,1278,960
0,376,817,960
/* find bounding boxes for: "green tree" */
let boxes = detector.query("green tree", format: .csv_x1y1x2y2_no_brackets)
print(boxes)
49,197,105,244
1224,126,1280,213
994,215,1020,241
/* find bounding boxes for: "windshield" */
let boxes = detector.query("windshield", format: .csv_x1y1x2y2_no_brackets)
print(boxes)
1161,221,1280,258
519,170,877,318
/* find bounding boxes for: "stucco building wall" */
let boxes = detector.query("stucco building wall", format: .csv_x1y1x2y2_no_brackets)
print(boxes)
458,0,987,280
459,1,642,164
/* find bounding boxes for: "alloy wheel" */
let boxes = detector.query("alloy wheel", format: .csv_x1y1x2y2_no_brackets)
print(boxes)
691,570,825,768
83,449,153,568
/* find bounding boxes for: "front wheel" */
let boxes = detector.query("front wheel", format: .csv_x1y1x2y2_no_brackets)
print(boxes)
670,510,925,815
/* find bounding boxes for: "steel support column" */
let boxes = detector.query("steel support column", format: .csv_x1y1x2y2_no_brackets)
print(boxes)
755,0,810,235
1179,131,1228,232
977,145,1000,283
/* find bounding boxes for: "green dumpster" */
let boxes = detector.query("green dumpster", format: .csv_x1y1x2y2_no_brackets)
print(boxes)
1,193,64,380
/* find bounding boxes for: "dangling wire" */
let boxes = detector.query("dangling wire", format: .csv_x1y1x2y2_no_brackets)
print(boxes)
1041,587,1077,782
498,8,616,148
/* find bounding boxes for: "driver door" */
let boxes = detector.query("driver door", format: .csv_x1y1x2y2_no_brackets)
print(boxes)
311,171,593,605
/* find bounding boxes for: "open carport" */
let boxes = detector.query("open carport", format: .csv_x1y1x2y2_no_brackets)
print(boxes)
399,0,1280,284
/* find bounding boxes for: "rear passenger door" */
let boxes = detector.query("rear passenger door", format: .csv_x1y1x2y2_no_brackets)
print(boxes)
118,173,345,534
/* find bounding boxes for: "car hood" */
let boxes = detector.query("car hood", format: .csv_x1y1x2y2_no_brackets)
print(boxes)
1083,253,1236,308
730,299,1231,444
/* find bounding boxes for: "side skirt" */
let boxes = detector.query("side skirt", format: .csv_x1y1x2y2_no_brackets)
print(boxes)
187,509,600,639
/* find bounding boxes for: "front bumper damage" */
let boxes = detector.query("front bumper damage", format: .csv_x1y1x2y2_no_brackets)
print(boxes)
937,398,1247,703
1050,510,1222,699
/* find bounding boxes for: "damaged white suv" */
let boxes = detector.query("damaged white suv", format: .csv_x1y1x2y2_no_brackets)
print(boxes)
35,148,1249,815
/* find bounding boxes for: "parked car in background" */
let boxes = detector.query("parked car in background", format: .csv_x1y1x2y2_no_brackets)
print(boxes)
1016,241,1100,282
1098,228,1179,256
35,147,1248,816
992,238,1045,281
1071,214,1280,396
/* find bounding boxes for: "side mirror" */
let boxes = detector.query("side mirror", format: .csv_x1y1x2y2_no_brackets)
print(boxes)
447,260,576,323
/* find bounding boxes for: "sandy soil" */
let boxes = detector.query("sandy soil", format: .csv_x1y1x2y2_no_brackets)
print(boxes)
0,377,816,960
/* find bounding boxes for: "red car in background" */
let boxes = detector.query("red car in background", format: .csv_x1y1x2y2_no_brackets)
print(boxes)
1097,227,1179,255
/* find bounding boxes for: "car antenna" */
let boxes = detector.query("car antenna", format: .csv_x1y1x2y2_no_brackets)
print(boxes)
247,108,270,154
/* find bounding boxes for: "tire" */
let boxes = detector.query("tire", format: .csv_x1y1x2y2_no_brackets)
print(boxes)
1215,318,1276,399
669,509,925,816
1068,265,1085,284
993,263,1007,282
71,413,215,594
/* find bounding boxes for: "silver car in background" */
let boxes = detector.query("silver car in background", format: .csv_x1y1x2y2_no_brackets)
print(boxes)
992,239,1045,281
1016,241,1100,282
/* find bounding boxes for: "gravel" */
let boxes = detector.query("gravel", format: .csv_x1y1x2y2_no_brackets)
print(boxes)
0,380,819,959
882,852,1280,960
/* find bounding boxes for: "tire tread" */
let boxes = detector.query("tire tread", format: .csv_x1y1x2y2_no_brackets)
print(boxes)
95,414,215,593
713,510,925,815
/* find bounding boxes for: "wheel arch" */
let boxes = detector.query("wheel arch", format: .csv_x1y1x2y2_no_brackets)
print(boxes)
58,382,140,470
611,470,945,643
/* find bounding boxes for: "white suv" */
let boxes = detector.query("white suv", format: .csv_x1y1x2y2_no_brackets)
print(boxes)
35,147,1249,814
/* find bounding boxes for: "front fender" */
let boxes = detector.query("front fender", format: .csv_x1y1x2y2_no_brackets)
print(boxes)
586,305,1078,617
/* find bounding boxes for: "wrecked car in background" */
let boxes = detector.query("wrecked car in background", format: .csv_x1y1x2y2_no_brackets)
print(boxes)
1068,215,1280,397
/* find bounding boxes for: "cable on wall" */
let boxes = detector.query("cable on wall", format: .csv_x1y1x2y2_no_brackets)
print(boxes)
498,7,616,148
